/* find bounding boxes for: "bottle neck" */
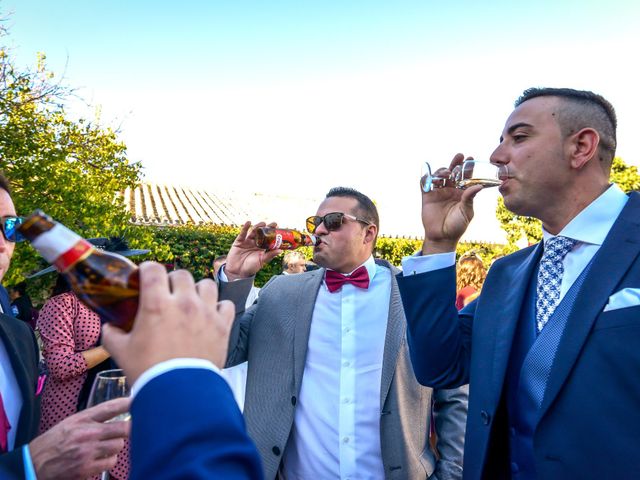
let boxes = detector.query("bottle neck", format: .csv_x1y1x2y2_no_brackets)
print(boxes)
31,223,95,270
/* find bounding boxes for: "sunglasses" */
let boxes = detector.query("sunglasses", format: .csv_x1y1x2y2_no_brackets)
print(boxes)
305,212,372,234
1,216,25,243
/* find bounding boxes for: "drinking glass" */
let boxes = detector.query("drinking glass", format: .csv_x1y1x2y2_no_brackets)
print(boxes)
421,160,509,192
87,369,131,480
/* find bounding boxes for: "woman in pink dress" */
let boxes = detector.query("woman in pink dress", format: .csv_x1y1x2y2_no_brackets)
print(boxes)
37,275,130,479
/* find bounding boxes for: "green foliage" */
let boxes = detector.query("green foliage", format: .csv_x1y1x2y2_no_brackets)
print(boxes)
374,236,504,268
496,157,640,250
375,237,422,266
0,33,168,285
610,157,640,192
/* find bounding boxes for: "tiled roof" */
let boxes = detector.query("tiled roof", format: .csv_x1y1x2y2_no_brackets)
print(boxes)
123,184,325,232
123,183,506,244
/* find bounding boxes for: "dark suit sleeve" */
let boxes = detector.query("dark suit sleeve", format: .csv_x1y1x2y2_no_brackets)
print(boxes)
130,368,263,480
0,449,27,480
396,267,473,389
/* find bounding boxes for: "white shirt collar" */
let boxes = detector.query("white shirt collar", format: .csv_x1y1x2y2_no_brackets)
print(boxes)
542,184,629,246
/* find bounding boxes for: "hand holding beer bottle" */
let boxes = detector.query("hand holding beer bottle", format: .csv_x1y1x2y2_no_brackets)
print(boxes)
223,221,285,281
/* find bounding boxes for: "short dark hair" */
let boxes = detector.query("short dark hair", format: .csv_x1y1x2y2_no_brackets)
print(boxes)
516,87,617,165
213,254,227,264
52,274,72,296
10,281,27,295
0,172,12,195
325,187,380,231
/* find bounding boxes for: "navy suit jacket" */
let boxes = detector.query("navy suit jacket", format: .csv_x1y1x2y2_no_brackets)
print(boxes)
130,367,263,480
0,305,41,479
397,192,640,479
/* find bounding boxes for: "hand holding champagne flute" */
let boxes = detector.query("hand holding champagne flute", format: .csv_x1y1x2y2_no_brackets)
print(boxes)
418,154,492,255
87,369,131,480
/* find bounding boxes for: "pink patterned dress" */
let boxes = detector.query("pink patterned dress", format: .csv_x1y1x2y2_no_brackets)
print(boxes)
37,292,130,479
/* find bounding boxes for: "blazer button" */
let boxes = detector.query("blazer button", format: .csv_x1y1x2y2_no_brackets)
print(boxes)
480,410,491,425
272,446,281,456
291,396,297,406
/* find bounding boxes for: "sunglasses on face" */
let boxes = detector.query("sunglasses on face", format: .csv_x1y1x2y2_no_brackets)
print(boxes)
305,212,372,234
1,216,25,243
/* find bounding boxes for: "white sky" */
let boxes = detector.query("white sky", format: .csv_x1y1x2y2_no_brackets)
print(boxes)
6,1,640,242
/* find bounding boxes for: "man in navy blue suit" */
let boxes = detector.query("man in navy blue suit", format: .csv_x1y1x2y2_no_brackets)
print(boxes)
103,262,263,480
397,88,640,479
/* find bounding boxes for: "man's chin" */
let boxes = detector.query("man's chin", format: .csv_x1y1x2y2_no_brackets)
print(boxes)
312,252,328,269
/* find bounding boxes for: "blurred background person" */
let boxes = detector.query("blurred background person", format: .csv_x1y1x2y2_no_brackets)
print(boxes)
455,253,487,310
8,281,35,329
35,237,148,480
281,251,307,275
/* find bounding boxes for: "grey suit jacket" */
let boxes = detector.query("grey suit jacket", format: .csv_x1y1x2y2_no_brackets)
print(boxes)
220,259,468,480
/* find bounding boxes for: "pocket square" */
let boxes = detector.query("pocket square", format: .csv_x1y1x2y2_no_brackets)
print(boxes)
36,374,47,396
603,288,640,312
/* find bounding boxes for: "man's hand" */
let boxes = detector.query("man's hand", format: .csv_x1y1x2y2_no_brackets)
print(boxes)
102,262,236,384
223,221,283,280
29,398,130,480
420,153,483,254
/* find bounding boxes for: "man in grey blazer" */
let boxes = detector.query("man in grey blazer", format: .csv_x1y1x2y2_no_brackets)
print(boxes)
219,186,468,480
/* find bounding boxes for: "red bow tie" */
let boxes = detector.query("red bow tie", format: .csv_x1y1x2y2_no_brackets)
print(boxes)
325,266,370,293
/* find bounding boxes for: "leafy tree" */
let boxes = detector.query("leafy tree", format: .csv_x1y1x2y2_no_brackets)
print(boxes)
0,29,170,284
496,157,640,250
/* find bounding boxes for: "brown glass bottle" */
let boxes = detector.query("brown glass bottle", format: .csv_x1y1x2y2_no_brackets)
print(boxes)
254,227,317,251
18,210,139,331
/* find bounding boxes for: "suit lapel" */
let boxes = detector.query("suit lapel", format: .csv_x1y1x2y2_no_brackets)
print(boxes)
540,193,640,418
0,315,35,445
485,244,542,404
0,287,13,318
380,261,403,407
292,269,324,393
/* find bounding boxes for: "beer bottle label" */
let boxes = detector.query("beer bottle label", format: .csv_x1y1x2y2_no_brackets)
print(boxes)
267,230,299,250
31,223,93,271
272,233,283,250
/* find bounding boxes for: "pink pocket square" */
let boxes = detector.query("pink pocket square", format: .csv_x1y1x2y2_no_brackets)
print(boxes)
36,374,47,396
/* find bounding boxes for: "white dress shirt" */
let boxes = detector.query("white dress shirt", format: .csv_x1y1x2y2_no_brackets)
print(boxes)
402,184,629,303
282,255,390,480
0,337,22,452
0,304,23,452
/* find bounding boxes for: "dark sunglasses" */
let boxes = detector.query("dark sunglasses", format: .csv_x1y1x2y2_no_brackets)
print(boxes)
305,212,372,234
1,216,25,243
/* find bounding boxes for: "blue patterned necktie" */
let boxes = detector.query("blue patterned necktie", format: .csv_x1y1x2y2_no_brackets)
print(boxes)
536,236,579,332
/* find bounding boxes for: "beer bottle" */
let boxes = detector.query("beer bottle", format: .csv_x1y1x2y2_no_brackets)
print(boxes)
254,227,317,251
18,210,139,331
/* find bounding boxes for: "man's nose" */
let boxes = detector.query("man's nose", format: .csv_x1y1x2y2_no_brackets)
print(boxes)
490,143,507,165
314,220,329,235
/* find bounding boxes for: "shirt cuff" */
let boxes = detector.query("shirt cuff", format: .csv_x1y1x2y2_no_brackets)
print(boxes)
218,265,229,283
401,251,456,275
131,358,221,398
23,445,37,480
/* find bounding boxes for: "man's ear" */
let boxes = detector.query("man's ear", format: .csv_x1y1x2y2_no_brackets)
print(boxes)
568,127,600,170
363,224,378,246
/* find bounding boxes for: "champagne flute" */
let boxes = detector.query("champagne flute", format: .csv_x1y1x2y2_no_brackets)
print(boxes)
87,369,131,480
421,160,509,192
